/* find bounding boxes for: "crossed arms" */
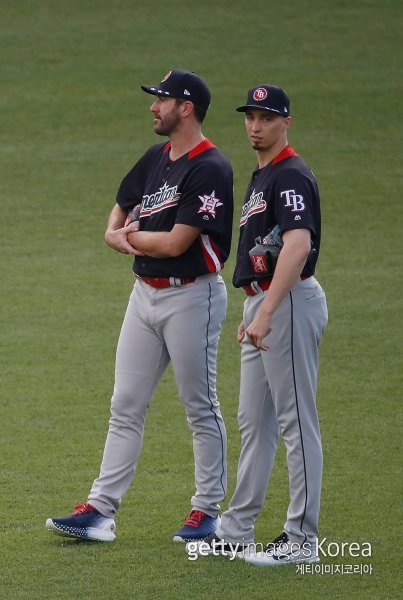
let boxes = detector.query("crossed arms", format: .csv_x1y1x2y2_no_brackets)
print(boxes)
104,204,202,259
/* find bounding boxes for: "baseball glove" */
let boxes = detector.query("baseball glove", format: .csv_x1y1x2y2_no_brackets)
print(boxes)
249,225,317,278
249,225,283,278
124,204,141,227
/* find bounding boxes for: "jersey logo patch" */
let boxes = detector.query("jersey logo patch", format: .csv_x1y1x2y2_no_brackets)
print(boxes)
141,182,180,217
281,189,305,212
251,254,268,273
198,190,223,219
240,188,267,226
253,88,268,102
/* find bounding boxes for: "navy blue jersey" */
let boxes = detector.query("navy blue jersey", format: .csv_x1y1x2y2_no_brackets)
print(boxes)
117,139,234,278
233,145,321,288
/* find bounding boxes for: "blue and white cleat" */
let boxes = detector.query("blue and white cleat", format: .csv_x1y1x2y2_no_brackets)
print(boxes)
173,510,220,542
46,502,116,542
245,531,319,567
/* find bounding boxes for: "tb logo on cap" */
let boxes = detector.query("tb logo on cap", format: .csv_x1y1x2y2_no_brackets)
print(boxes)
253,88,268,101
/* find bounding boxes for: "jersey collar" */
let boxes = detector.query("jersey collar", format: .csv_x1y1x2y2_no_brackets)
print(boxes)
163,138,215,160
271,144,298,165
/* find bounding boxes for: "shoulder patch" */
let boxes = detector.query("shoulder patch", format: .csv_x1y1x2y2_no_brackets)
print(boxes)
281,189,305,212
198,190,223,218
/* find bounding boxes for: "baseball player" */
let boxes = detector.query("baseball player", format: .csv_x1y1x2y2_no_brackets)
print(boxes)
188,84,327,565
46,69,233,542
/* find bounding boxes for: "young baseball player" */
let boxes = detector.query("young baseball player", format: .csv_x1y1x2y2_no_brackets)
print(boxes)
187,84,328,565
46,69,233,543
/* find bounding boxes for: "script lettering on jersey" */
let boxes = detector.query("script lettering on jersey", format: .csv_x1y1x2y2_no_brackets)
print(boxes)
281,189,305,212
240,189,267,226
141,182,181,216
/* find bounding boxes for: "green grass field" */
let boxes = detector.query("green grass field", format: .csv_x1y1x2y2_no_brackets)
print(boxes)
1,0,401,598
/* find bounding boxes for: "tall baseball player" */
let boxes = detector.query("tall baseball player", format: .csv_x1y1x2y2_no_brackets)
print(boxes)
46,69,233,542
188,84,327,565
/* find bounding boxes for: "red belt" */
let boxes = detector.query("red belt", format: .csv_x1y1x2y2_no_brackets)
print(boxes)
138,276,196,288
244,276,310,296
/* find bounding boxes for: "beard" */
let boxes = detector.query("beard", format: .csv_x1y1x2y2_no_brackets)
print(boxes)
153,109,181,136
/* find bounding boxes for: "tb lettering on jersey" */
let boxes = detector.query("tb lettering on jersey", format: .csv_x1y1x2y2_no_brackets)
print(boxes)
281,189,305,212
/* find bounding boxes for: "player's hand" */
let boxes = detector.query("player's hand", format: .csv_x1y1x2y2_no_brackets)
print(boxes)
105,224,140,255
237,321,246,343
246,308,273,351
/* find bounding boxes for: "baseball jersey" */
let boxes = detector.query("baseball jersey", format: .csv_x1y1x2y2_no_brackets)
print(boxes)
233,145,321,288
116,139,234,278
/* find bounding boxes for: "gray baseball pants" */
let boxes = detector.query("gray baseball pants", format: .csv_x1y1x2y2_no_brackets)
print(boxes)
217,276,327,545
88,274,227,518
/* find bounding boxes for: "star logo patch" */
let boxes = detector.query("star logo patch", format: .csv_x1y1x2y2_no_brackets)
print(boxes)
198,190,223,218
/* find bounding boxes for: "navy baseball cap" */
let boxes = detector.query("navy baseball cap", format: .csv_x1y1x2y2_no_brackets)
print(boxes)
141,69,211,110
236,84,290,117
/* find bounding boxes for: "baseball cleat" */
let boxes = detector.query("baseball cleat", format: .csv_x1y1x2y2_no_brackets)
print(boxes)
173,510,220,542
245,531,319,567
185,533,252,559
45,502,116,542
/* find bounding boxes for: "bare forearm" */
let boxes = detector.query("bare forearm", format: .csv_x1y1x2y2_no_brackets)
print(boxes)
246,228,312,351
127,231,176,258
260,243,309,315
106,204,127,232
104,203,137,255
127,224,202,259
